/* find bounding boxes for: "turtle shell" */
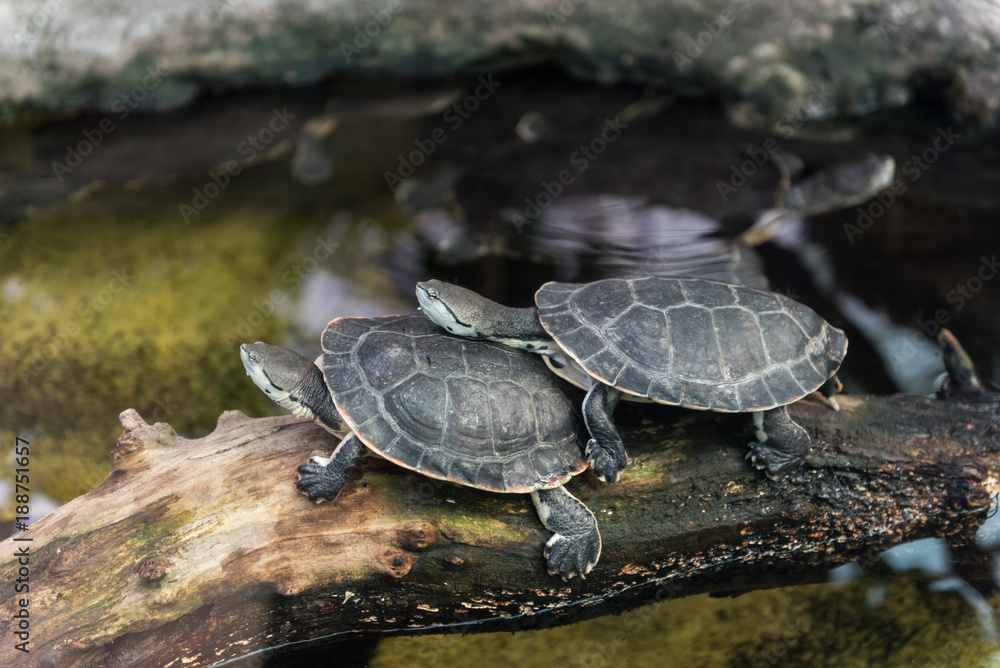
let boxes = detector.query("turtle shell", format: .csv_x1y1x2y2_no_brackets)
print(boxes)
321,314,586,493
535,276,847,412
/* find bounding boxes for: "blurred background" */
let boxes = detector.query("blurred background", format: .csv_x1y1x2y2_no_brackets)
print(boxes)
1,0,999,665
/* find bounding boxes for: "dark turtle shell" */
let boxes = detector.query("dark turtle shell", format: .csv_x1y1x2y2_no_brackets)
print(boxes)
321,314,587,493
535,276,847,412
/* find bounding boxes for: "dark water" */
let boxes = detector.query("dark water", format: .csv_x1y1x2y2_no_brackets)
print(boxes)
1,69,999,666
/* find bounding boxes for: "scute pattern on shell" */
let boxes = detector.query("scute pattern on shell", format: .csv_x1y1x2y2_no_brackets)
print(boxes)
536,277,847,412
322,314,587,493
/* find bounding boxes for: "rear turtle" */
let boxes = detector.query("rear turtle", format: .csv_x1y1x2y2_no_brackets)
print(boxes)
417,276,847,481
240,314,601,579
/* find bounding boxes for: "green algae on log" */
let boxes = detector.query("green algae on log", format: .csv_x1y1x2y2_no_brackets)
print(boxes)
0,393,997,667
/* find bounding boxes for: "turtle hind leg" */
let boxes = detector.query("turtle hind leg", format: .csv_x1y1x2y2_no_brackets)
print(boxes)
531,486,602,580
297,431,365,502
747,406,810,479
818,375,843,411
583,383,628,483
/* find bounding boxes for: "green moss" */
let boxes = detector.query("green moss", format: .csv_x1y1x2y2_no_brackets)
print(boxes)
25,499,199,637
374,576,996,667
378,476,536,548
0,195,318,507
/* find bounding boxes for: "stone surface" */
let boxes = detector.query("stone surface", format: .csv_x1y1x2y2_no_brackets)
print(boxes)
3,0,1000,126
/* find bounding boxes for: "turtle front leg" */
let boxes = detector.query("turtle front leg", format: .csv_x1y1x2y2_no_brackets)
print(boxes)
531,486,602,580
746,406,810,479
582,382,628,482
297,431,365,502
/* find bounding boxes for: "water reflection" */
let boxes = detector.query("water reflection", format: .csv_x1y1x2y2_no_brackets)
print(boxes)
1,71,998,666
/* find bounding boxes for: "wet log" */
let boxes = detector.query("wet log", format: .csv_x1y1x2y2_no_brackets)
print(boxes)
1,392,997,667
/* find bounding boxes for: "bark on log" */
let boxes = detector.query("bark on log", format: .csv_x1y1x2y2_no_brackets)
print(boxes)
1,392,997,667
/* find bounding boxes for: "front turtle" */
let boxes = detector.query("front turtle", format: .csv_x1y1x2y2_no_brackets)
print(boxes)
240,314,601,579
417,276,847,482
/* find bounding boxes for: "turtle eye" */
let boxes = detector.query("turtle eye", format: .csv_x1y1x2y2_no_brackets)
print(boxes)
427,289,439,300
248,353,258,363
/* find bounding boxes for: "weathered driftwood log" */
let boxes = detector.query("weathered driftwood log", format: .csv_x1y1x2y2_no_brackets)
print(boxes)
1,392,997,667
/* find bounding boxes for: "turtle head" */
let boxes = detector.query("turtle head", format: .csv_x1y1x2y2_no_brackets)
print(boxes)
241,342,347,434
240,342,313,399
416,280,494,338
416,280,552,349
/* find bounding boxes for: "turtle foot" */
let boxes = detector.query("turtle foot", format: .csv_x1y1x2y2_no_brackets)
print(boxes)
746,444,803,480
585,438,627,483
296,456,347,502
544,529,601,580
532,486,602,580
746,406,811,479
295,432,365,502
582,383,626,483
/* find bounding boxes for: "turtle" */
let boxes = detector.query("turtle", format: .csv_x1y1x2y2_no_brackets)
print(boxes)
240,313,601,579
416,276,847,482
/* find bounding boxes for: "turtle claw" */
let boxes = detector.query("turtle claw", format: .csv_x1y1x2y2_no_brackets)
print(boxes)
296,455,347,502
585,438,626,483
746,442,805,480
532,487,602,580
296,433,365,503
544,530,600,580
